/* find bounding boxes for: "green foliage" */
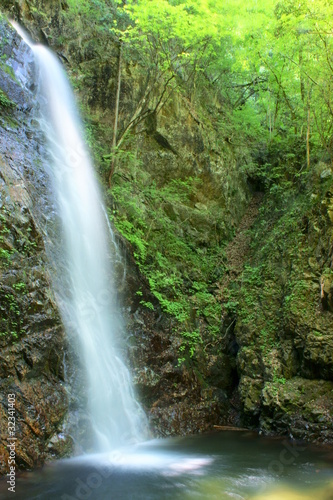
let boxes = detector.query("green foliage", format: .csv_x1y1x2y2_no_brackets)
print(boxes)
0,291,24,342
0,88,14,108
224,298,239,315
0,60,16,80
65,0,119,42
63,0,333,169
29,5,48,20
265,376,287,397
0,210,13,265
181,329,202,357
108,143,226,355
284,278,310,317
243,0,333,161
0,247,12,261
118,0,217,69
52,0,333,363
13,282,26,292
139,300,155,311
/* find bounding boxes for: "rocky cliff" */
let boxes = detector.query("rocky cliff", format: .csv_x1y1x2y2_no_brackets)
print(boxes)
0,18,74,474
221,160,333,443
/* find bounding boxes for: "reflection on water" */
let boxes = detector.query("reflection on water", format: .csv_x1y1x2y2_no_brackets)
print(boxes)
0,431,332,499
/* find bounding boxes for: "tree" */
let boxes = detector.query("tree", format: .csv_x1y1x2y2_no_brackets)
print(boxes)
106,0,223,185
68,0,333,177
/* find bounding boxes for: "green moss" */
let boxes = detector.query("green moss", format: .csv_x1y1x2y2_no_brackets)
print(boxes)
0,88,15,108
0,291,24,341
0,61,17,82
104,138,227,356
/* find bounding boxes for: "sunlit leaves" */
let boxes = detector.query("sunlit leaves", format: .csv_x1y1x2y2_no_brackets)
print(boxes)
69,0,333,161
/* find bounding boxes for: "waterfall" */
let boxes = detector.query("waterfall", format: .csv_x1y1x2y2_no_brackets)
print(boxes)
12,23,147,452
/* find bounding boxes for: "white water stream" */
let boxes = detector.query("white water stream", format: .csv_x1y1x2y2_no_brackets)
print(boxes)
12,23,146,452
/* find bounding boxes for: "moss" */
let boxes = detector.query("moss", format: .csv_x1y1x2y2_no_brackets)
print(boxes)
223,149,333,437
108,157,228,354
0,88,15,108
261,377,333,431
0,61,17,82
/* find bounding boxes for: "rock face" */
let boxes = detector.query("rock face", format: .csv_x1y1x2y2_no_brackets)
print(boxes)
0,19,73,473
220,162,333,444
261,378,333,442
112,238,239,439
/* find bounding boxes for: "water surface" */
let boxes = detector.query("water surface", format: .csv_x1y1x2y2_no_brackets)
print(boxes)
1,431,332,499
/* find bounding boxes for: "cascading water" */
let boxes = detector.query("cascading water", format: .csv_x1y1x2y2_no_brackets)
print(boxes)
12,23,147,452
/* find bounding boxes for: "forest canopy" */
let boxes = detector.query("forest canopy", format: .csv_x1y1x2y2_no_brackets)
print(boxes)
66,0,333,167
68,0,333,172
109,0,333,165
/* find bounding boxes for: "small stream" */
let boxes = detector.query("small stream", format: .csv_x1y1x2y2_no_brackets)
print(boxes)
0,432,332,499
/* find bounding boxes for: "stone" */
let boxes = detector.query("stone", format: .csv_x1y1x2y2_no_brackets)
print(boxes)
260,378,333,443
320,168,332,180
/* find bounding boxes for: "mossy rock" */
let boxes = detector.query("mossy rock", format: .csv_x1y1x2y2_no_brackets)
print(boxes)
238,376,263,418
260,377,333,442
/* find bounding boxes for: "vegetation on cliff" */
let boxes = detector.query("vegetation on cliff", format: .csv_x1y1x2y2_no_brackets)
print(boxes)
65,0,333,440
71,0,333,365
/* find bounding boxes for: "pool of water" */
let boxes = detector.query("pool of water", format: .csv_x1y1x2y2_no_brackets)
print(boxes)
1,431,332,499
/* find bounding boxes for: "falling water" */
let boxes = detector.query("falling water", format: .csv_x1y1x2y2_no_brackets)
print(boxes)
13,23,146,452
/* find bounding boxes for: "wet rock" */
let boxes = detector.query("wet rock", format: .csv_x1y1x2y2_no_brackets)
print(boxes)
47,432,74,459
134,367,160,390
0,19,73,474
150,399,223,437
238,376,263,419
260,378,333,443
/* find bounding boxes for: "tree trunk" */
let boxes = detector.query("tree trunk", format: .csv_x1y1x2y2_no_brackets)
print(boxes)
109,42,122,188
306,106,310,170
